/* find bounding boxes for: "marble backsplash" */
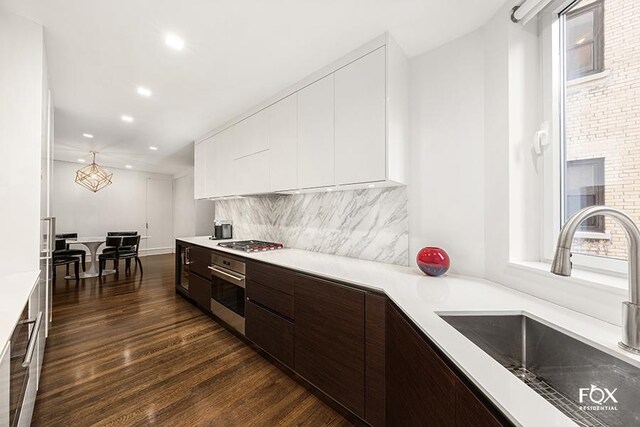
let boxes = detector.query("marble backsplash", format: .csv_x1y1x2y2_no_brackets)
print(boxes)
214,187,409,266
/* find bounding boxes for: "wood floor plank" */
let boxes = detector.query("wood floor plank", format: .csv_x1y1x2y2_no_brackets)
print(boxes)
32,254,351,427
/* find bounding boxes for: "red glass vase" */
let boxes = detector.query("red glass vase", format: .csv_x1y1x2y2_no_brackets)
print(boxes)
416,247,450,277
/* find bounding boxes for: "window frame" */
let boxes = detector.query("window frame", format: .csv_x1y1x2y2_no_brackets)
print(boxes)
540,0,627,276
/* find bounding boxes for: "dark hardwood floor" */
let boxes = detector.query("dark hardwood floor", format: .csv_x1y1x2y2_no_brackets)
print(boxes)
33,254,351,427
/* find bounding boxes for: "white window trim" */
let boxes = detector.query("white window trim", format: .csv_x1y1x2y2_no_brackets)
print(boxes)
539,0,630,280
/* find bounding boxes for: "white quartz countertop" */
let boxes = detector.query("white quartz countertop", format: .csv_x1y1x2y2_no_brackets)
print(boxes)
178,236,640,427
0,270,40,348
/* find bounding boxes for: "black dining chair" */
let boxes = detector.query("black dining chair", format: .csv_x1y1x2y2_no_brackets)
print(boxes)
99,235,143,277
98,236,123,277
107,231,138,236
121,235,143,275
54,233,86,272
103,231,139,254
52,239,80,281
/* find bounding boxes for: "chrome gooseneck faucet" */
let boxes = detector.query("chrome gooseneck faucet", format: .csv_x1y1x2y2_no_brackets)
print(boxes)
551,206,640,354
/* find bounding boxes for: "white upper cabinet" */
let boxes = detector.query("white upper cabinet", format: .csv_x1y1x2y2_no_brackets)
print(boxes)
193,33,408,198
212,127,235,197
234,109,269,160
298,74,335,189
335,47,386,185
269,94,298,192
194,141,207,199
235,150,270,195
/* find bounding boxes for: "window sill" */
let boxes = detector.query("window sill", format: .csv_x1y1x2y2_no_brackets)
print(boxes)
574,230,611,241
508,260,628,295
567,69,610,86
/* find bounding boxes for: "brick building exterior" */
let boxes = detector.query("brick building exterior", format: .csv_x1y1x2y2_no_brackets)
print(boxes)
565,0,640,259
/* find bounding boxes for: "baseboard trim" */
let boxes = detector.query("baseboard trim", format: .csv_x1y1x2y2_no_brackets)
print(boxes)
139,247,175,257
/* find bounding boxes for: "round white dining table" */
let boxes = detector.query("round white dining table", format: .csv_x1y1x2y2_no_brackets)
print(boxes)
64,235,149,279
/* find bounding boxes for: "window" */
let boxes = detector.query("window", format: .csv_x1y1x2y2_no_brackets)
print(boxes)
565,0,604,79
565,158,605,232
551,0,640,265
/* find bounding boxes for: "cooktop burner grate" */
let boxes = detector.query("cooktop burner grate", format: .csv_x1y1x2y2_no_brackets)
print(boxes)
217,240,284,253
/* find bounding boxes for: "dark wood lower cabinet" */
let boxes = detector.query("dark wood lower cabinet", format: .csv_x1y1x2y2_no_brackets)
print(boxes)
245,300,294,368
189,272,211,312
386,302,511,427
294,273,366,418
455,379,504,427
176,246,511,427
365,294,386,427
386,302,456,427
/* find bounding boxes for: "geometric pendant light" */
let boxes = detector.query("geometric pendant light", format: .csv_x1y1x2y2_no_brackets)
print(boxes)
75,151,113,192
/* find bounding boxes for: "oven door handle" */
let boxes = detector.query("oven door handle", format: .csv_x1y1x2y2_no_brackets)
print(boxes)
208,265,245,288
22,311,43,368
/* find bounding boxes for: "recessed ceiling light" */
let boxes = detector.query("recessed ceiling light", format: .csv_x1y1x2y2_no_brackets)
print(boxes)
77,158,85,163
149,146,158,151
125,164,132,169
82,133,94,139
326,188,333,192
368,184,375,188
165,33,184,50
137,86,152,97
121,115,134,123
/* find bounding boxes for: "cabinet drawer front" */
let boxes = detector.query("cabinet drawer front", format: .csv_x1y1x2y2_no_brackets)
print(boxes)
189,273,212,312
294,274,365,418
246,301,294,368
189,246,211,279
246,280,294,319
246,262,294,295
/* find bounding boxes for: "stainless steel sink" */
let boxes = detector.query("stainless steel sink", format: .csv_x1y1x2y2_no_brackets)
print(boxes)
439,313,640,427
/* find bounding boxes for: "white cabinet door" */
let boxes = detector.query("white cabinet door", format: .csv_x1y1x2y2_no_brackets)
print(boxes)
297,74,335,189
213,127,236,197
145,178,174,253
0,342,9,427
194,141,207,199
234,150,270,195
269,94,298,191
233,109,269,160
335,47,387,185
204,136,218,198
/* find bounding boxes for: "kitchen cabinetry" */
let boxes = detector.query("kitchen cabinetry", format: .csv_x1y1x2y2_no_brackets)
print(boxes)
189,273,212,312
297,75,335,189
234,109,269,160
268,95,298,192
193,33,408,198
245,261,295,368
175,242,212,313
334,47,386,185
175,243,509,427
386,302,508,427
194,141,207,199
294,273,366,418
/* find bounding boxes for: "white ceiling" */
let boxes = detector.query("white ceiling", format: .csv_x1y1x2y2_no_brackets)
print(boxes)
0,0,506,175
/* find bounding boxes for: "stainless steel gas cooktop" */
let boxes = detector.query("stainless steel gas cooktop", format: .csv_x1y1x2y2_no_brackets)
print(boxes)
217,240,284,253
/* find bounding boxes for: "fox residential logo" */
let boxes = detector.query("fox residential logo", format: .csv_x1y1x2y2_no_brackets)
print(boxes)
578,385,619,411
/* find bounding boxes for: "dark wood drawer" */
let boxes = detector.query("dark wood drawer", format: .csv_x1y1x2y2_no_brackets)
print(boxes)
246,301,294,368
246,261,294,295
189,272,211,312
189,246,211,279
246,280,294,320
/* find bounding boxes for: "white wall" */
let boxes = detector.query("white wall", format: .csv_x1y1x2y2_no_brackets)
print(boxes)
0,11,44,274
52,160,175,254
173,169,214,239
408,29,486,277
